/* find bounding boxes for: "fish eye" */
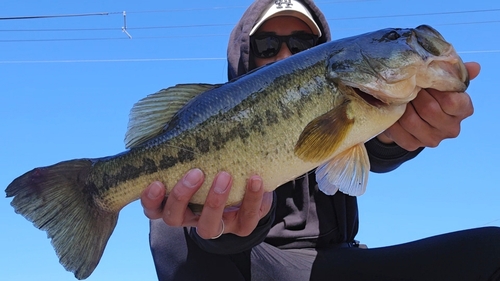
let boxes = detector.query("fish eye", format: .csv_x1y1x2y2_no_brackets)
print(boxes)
385,31,401,41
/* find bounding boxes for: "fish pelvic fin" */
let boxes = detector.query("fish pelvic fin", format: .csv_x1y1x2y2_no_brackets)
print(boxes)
125,83,220,149
5,159,117,280
294,99,354,162
315,143,370,196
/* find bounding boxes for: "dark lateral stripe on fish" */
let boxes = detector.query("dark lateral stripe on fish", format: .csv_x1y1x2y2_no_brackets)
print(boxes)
89,64,325,196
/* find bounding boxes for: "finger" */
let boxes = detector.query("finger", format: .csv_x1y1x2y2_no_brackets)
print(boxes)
410,88,450,123
141,181,166,220
381,61,479,151
426,89,473,119
384,118,423,151
392,101,429,150
405,90,465,146
261,191,274,217
196,172,232,239
379,100,428,151
233,176,265,236
464,62,481,80
402,97,450,147
163,168,204,227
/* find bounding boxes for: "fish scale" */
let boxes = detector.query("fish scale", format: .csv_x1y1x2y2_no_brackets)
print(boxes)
6,25,469,279
91,59,331,212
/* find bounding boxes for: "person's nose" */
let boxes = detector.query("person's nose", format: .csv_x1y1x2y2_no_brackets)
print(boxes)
275,42,292,61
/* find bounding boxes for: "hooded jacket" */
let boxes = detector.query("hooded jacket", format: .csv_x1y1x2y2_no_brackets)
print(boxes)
186,0,423,254
227,0,330,80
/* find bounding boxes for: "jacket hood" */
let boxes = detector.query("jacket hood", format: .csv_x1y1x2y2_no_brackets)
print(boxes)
227,0,331,80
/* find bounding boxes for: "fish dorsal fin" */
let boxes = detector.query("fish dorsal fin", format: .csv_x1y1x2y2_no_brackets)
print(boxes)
315,143,370,196
125,83,218,149
294,98,354,162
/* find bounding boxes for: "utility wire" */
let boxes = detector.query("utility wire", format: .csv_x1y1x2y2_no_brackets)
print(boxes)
1,8,499,33
0,23,235,33
0,12,117,21
1,19,498,43
120,0,379,14
0,49,498,64
0,34,227,43
328,8,500,21
1,19,499,35
0,5,498,62
0,57,226,64
0,0,379,20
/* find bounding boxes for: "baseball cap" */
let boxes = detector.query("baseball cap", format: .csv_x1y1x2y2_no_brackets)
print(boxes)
249,0,322,37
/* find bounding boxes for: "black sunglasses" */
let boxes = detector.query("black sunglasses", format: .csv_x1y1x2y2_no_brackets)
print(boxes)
250,32,318,58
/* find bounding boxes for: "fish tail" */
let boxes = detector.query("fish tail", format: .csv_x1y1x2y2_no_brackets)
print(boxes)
5,159,117,280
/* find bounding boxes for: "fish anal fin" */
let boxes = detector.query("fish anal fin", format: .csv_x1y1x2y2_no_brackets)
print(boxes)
125,83,220,149
294,100,354,162
315,143,370,196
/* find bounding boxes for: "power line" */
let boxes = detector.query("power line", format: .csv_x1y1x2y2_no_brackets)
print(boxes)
119,0,380,14
1,19,498,43
0,0,379,21
0,12,117,21
0,49,498,64
1,8,499,33
0,23,235,33
458,50,500,54
3,19,499,33
0,57,226,64
327,8,500,21
0,5,498,63
0,33,227,43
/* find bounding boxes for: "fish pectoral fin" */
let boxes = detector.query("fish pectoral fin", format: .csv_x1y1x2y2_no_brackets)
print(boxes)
315,143,370,196
294,99,354,162
125,83,221,148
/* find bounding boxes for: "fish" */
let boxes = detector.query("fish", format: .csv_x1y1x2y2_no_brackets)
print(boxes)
5,25,468,280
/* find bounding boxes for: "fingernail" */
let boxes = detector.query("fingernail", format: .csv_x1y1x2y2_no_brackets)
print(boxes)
214,171,231,194
250,177,262,192
147,182,162,199
183,168,203,188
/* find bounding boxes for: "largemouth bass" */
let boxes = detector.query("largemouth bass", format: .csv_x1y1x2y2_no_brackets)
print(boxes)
6,25,468,279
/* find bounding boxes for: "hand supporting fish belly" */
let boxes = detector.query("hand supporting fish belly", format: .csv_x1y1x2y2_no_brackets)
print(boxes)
5,25,469,279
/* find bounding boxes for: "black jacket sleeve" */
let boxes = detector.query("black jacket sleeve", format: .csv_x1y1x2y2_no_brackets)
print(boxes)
188,192,277,255
365,137,424,173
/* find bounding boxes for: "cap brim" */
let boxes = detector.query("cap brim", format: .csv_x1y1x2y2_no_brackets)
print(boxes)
249,1,322,37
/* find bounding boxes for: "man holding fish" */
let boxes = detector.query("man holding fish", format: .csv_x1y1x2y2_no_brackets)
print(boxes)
6,0,499,280
141,0,500,280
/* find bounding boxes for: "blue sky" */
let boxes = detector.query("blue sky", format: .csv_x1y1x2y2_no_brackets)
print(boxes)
1,0,499,280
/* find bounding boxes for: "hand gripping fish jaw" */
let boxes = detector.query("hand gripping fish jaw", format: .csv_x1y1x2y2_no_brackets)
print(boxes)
327,24,469,106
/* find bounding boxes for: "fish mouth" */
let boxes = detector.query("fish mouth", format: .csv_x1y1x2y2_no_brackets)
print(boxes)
353,87,386,107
